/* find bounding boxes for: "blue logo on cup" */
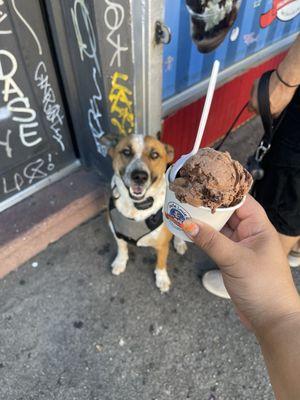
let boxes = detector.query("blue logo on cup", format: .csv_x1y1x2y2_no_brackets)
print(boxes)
165,202,190,229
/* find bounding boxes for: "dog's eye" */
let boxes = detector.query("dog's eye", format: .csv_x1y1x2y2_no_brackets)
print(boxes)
150,151,160,160
121,148,132,157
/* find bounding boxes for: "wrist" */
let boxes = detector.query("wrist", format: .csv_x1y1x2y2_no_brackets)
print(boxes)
257,310,300,400
276,63,300,88
271,70,297,93
255,304,300,344
268,71,297,116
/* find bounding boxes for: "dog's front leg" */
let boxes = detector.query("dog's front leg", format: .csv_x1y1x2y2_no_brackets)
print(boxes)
155,243,171,293
108,218,129,275
174,236,188,255
111,237,129,275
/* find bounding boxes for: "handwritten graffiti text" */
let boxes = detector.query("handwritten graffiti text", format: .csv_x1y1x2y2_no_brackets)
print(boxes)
109,71,134,135
0,49,41,148
104,0,128,68
71,0,107,156
2,156,55,194
35,62,65,151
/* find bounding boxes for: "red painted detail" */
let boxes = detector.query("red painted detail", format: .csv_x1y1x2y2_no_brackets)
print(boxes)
260,0,296,28
162,52,286,160
164,212,183,228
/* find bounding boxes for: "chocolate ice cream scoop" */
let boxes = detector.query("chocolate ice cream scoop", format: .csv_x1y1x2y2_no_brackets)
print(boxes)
170,148,253,212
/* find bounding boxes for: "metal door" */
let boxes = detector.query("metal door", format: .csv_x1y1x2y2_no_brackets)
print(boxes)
0,0,77,211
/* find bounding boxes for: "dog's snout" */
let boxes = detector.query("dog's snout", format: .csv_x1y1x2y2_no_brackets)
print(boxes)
131,170,149,185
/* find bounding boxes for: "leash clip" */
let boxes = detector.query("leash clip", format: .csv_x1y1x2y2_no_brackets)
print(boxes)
255,141,271,162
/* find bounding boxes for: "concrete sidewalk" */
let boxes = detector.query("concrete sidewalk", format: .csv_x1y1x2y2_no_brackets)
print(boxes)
1,119,300,400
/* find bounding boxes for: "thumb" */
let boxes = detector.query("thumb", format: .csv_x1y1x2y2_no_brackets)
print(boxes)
182,220,238,267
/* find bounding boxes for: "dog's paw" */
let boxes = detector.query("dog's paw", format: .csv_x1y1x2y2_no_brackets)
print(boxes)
112,263,126,275
155,269,171,293
111,258,127,276
174,237,188,255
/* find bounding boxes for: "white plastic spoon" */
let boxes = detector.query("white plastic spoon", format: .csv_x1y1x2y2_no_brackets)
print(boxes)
169,60,220,182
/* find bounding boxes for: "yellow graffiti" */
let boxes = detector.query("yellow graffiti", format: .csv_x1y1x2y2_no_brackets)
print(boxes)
109,71,134,135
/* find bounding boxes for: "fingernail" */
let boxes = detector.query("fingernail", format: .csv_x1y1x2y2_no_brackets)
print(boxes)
182,220,200,237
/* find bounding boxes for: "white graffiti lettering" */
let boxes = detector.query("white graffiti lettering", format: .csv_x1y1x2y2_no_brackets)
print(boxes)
3,78,24,102
47,153,55,171
23,158,47,184
0,50,18,86
2,156,55,194
2,173,24,194
7,96,37,123
0,129,12,158
88,67,107,156
19,123,41,147
104,0,128,68
71,0,107,157
0,49,41,148
0,7,12,35
11,0,42,55
71,0,100,73
34,61,65,151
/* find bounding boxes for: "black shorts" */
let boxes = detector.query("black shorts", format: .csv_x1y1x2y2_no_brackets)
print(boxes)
253,89,300,237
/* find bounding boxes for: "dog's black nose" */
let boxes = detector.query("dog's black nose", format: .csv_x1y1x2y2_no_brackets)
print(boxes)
131,170,149,185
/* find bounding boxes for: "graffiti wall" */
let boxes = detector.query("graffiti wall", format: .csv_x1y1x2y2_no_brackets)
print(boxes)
0,0,75,204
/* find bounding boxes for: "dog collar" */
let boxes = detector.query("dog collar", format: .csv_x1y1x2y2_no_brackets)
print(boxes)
134,197,154,210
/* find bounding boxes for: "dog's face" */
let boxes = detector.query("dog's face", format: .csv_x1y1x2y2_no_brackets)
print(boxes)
109,135,174,201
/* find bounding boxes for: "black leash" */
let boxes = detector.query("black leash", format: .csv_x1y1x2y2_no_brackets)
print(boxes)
214,102,249,151
214,70,287,153
255,70,287,161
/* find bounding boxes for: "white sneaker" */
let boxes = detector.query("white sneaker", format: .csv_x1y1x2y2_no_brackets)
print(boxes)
288,250,300,268
202,270,230,299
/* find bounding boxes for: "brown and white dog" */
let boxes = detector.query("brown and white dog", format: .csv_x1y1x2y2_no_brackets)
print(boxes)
108,135,187,292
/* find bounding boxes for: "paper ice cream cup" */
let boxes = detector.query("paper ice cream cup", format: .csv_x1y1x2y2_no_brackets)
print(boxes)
163,166,245,242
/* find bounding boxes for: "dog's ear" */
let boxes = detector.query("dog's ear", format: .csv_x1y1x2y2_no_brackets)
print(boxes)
108,147,115,158
165,143,175,163
107,135,120,158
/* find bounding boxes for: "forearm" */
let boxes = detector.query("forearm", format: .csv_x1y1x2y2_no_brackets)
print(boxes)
266,35,300,115
249,35,300,115
257,312,300,400
277,34,300,86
